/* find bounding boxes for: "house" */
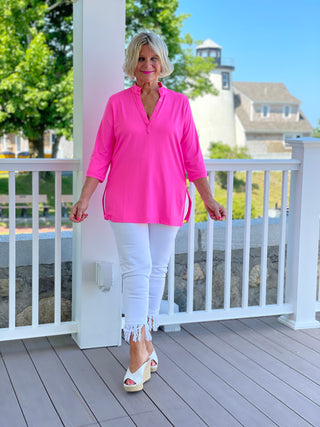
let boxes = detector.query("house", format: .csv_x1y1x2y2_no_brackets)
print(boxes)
0,131,73,158
234,81,313,158
190,39,313,158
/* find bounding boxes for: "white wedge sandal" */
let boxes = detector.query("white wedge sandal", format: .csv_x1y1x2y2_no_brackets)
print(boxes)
123,359,151,392
149,349,158,373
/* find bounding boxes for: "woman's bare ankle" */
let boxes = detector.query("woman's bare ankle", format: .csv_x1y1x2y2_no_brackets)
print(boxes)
128,327,149,373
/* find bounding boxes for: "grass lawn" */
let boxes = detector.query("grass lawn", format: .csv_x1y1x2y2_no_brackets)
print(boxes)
0,172,73,207
0,172,73,226
195,170,291,222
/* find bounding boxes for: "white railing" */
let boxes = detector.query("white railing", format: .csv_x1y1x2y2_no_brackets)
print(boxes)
158,159,300,327
0,159,80,341
158,139,320,331
1,138,320,346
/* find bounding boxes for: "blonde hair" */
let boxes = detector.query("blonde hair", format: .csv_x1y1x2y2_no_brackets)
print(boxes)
123,32,174,79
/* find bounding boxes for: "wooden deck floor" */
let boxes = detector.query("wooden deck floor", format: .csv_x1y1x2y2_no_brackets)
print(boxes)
1,316,320,426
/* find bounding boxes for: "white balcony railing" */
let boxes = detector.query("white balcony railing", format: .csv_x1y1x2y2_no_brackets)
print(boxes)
0,159,80,340
0,138,320,345
159,159,299,327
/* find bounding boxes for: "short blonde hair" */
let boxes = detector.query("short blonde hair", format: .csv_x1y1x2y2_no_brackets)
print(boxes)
123,32,174,79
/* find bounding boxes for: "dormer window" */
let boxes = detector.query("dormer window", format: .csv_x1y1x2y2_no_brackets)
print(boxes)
283,105,291,118
261,105,270,118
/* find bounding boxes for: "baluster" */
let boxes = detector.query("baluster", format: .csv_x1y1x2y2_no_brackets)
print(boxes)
55,171,62,324
205,171,215,311
187,183,195,313
32,171,40,326
224,171,233,310
278,170,288,305
8,171,16,329
260,170,270,306
167,243,175,316
242,170,252,309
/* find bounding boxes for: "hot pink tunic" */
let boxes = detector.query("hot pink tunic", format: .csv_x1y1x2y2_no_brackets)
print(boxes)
86,83,207,226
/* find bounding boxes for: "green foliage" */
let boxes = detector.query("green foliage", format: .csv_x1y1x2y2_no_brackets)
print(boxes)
125,0,217,98
0,0,73,157
312,119,320,138
0,0,217,157
193,142,259,221
209,141,251,190
194,183,257,222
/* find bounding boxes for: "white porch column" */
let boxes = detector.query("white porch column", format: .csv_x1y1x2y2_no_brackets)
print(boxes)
279,137,320,330
72,0,125,348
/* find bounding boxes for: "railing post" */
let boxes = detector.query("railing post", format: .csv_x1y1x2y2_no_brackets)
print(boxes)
279,137,320,329
72,0,125,348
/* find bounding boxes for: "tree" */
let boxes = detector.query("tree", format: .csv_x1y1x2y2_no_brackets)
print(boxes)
126,0,217,98
209,141,251,190
0,0,216,157
0,0,73,157
312,120,320,138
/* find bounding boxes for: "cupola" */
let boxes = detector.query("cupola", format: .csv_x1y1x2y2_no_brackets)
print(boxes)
196,39,222,65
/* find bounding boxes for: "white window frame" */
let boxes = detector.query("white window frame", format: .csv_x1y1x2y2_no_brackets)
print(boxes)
261,105,270,118
222,72,230,90
283,105,291,118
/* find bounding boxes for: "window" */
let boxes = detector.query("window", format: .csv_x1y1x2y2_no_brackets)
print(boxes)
261,105,270,118
222,72,230,90
283,105,291,118
0,135,7,152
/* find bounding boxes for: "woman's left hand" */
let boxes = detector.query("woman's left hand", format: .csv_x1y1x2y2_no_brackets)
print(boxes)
204,199,226,221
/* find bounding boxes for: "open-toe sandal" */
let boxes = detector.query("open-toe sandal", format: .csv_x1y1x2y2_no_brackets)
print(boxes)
149,349,158,373
123,359,151,392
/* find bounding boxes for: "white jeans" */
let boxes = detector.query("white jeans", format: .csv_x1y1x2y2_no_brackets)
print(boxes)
110,222,179,342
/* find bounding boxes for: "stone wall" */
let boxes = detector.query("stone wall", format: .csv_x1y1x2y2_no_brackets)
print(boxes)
0,263,72,327
2,219,313,326
0,231,73,327
163,246,280,313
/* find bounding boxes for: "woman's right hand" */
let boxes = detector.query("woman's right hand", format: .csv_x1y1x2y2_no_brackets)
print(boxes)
69,199,89,223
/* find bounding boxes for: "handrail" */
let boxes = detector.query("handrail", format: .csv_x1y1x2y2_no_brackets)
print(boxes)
204,158,300,171
0,159,81,172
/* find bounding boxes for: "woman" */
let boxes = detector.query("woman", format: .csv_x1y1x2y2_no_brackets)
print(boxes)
70,31,226,392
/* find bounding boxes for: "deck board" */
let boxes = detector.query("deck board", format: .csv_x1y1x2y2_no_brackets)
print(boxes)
0,339,62,427
198,320,319,425
109,340,207,426
203,319,320,407
49,335,128,424
261,316,320,358
0,348,26,426
24,337,97,426
155,328,274,426
173,324,306,427
84,346,157,416
1,318,320,426
236,317,320,382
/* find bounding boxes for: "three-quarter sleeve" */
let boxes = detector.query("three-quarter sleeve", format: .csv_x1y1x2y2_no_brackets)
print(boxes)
181,97,207,182
86,97,116,182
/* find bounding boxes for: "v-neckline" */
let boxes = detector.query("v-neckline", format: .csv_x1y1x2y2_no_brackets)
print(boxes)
132,82,165,124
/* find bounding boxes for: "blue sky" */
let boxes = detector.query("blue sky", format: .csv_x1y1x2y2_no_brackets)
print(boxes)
177,0,320,128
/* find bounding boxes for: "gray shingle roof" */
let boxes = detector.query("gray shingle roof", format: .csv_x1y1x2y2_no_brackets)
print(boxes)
233,82,300,104
235,102,313,133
